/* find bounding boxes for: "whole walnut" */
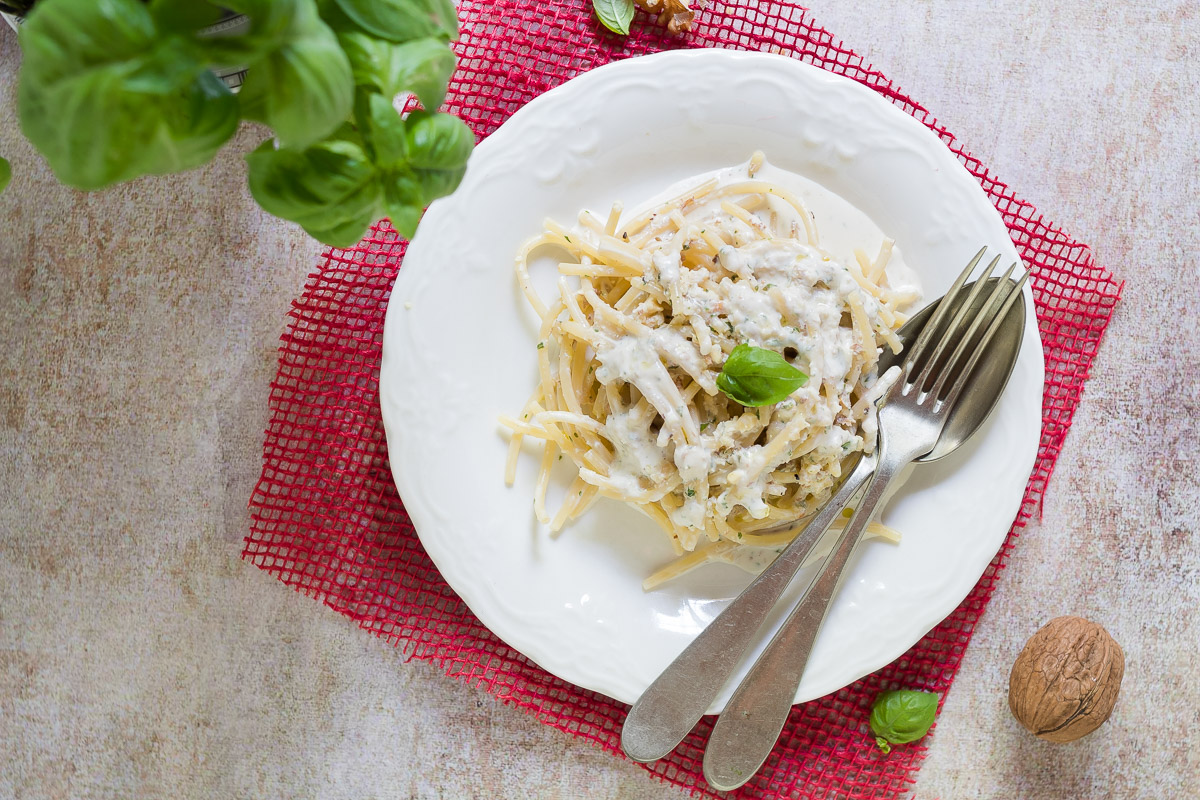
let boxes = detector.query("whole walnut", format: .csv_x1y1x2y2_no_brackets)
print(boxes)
1008,616,1124,742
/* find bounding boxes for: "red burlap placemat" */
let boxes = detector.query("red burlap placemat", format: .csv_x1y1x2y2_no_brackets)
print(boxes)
243,2,1123,797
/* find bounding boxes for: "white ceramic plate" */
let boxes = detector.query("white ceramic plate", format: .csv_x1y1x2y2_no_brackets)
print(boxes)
380,51,1043,712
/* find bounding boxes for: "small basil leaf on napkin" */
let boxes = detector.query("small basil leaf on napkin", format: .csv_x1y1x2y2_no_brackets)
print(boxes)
593,0,635,35
340,33,455,109
869,690,939,754
716,343,808,407
0,157,10,194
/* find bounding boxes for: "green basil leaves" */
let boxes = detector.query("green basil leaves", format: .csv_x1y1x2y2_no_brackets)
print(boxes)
404,110,473,202
869,690,939,754
15,0,472,247
357,91,408,167
246,104,473,245
0,157,10,194
331,0,459,43
247,135,381,248
17,0,239,189
340,34,455,110
593,0,635,35
234,2,354,149
716,344,808,407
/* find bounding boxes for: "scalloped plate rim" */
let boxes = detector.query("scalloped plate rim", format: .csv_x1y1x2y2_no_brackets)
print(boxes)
380,50,1044,710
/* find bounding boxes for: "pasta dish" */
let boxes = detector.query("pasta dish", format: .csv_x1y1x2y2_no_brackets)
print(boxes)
501,154,919,589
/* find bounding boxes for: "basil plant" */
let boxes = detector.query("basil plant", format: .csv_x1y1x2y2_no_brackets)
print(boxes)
13,0,473,246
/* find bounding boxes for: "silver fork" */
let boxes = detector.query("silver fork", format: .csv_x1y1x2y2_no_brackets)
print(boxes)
701,252,1030,791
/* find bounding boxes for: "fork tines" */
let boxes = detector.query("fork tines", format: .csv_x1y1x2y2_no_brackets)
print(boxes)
902,247,1030,408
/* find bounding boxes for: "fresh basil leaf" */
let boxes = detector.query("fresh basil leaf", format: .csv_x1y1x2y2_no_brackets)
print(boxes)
246,137,382,248
716,343,808,407
303,213,379,249
21,63,238,189
339,32,396,90
234,0,354,149
404,110,472,168
17,0,238,189
869,690,939,753
148,0,225,34
387,37,454,109
18,0,157,83
355,90,407,168
593,0,634,35
381,168,425,239
404,110,473,202
331,0,458,43
340,33,455,110
200,0,294,63
0,157,11,194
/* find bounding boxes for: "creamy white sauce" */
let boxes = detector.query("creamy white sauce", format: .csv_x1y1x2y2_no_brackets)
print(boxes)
581,157,921,534
602,405,672,495
631,159,922,300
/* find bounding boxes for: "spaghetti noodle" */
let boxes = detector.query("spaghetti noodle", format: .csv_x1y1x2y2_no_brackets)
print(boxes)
501,154,919,589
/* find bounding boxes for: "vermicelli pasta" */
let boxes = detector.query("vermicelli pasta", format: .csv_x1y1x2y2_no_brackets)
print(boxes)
502,154,918,589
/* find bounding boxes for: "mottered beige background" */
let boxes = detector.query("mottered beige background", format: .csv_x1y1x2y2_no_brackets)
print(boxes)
1,2,1197,798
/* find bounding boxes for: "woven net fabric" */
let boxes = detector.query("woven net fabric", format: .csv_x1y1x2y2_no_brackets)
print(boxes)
242,2,1123,797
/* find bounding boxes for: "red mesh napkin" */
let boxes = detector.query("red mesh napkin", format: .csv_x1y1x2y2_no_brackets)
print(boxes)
243,2,1123,797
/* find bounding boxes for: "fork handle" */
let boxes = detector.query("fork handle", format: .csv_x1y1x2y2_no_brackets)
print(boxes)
620,453,877,763
702,435,922,791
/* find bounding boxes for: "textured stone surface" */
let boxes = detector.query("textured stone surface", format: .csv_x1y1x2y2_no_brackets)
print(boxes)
1,2,1197,798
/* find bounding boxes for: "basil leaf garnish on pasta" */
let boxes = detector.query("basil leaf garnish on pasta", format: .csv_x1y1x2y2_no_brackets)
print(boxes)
716,344,808,407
